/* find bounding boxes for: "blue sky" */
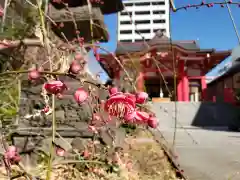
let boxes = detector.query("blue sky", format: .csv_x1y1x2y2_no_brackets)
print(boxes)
88,0,240,82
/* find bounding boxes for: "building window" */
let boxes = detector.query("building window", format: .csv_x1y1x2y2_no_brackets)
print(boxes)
120,39,132,42
120,30,132,34
152,1,165,5
120,21,132,25
135,11,150,15
135,20,150,24
135,39,143,42
120,12,132,16
153,10,165,14
135,39,150,42
153,19,166,23
124,3,133,6
153,29,166,33
135,29,151,34
135,2,150,6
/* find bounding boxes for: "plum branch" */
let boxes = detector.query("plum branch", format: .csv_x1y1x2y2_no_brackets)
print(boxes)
172,0,240,12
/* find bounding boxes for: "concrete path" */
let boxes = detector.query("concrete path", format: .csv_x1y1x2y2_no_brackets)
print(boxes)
151,103,240,180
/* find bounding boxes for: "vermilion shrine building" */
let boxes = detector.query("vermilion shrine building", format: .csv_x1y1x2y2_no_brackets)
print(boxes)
99,32,231,102
206,47,240,104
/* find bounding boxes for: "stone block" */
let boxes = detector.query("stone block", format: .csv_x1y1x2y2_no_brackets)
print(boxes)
71,137,88,152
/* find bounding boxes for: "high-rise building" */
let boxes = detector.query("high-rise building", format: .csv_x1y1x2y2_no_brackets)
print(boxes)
117,0,170,42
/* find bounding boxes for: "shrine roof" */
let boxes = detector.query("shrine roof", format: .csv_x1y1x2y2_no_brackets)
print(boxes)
208,61,239,85
208,47,240,85
115,41,201,54
115,31,218,55
99,31,232,78
223,61,240,77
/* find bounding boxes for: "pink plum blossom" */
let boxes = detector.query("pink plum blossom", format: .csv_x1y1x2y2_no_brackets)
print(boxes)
74,88,88,104
124,111,136,123
4,146,21,164
135,92,148,104
108,87,118,95
134,111,150,124
44,80,67,96
148,116,158,128
88,125,98,134
69,61,82,74
28,68,41,81
125,93,136,103
75,53,83,60
56,147,65,157
105,93,135,118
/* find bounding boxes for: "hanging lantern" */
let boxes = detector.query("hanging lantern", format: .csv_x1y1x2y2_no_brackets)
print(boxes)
140,53,151,68
145,58,152,68
160,52,168,58
145,53,151,59
156,52,168,59
206,53,210,59
140,53,151,61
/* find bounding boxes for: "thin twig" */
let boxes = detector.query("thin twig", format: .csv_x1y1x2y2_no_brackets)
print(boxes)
0,70,107,90
0,39,43,50
173,1,240,12
223,0,240,44
35,1,55,179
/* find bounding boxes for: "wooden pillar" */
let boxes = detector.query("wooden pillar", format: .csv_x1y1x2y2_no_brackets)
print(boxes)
177,82,183,101
201,75,207,101
183,75,189,101
177,60,189,101
177,60,184,101
136,72,144,92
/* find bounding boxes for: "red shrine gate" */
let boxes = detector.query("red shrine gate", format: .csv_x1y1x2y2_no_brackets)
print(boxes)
98,35,231,102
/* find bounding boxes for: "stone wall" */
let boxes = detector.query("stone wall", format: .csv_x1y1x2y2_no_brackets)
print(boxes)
10,76,127,168
19,76,108,128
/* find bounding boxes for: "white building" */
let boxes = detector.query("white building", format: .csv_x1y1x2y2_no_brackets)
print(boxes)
117,0,170,42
